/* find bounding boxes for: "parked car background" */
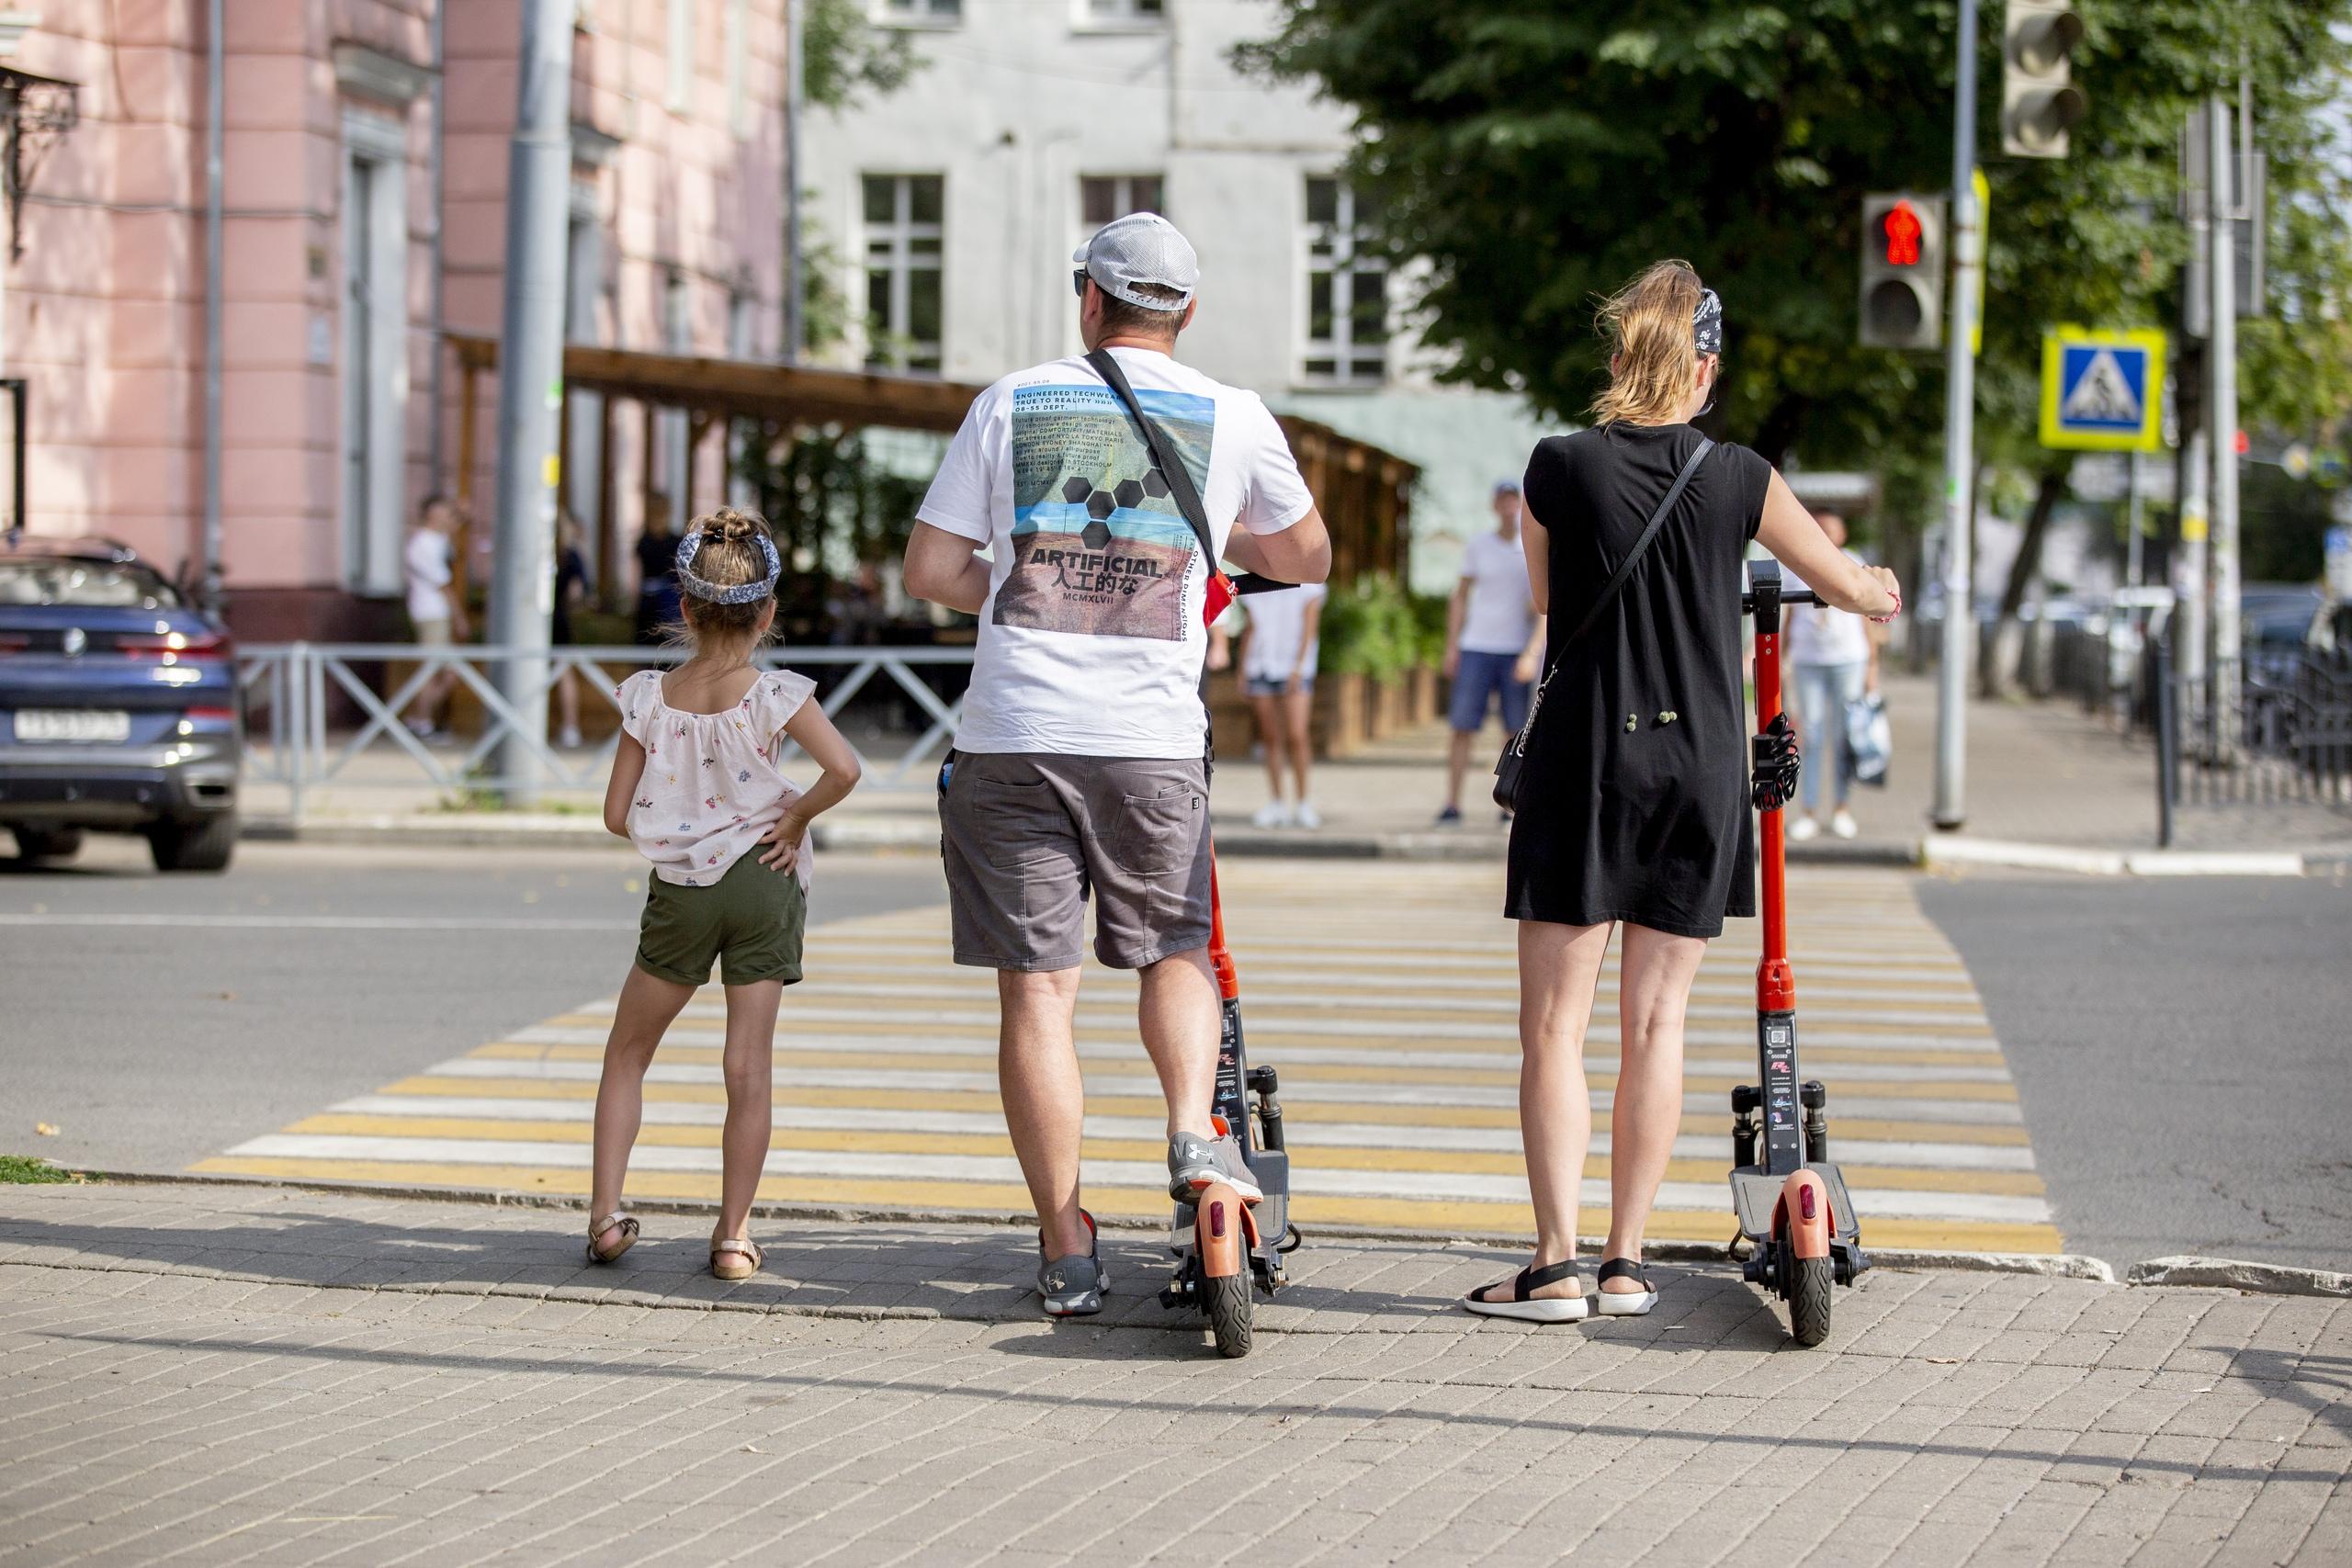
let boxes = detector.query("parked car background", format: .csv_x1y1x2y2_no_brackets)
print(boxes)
0,536,242,871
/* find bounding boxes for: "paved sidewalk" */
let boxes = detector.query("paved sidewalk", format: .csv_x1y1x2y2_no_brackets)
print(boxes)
3,1182,2346,1566
238,674,2352,863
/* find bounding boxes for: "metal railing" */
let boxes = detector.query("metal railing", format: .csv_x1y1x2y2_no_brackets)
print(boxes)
2152,637,2352,846
234,643,976,817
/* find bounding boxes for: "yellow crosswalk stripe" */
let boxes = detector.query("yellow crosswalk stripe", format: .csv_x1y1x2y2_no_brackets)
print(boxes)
198,863,2063,1254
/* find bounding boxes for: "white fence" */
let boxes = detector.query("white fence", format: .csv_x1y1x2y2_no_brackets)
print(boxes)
234,643,975,816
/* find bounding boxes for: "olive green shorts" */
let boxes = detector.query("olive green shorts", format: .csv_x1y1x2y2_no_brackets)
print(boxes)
635,852,807,987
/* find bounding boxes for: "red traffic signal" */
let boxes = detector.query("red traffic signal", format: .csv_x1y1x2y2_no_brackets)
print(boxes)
1881,200,1924,267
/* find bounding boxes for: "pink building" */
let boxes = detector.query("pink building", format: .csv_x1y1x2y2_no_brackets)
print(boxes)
3,0,787,640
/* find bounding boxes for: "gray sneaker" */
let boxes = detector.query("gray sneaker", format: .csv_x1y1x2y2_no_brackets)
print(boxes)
1037,1209,1107,1317
1167,1128,1264,1204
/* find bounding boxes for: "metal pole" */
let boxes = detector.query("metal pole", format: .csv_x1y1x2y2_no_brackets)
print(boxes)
2125,450,2143,590
425,0,447,490
1933,0,1981,830
783,0,805,365
2207,92,2241,763
201,0,224,612
485,0,575,804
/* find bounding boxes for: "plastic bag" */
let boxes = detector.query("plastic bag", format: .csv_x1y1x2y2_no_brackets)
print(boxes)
1844,692,1891,788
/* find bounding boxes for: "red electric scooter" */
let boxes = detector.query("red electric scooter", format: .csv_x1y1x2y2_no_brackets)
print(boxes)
1728,560,1871,1347
1159,856,1297,1359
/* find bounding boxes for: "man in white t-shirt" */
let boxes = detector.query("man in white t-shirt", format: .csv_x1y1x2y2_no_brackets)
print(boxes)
1438,479,1546,823
401,494,469,740
903,213,1333,1317
1783,510,1883,840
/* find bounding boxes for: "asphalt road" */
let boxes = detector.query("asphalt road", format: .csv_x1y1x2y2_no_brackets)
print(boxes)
1918,870,2352,1273
0,837,950,1177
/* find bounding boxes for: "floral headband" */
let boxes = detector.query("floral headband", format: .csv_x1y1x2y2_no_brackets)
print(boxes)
674,528,781,605
1693,288,1724,356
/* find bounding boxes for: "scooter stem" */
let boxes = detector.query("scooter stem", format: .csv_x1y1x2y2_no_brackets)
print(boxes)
1207,855,1240,1003
1754,626,1796,1014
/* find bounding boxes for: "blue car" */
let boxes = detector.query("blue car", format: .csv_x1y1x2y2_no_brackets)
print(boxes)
0,535,241,871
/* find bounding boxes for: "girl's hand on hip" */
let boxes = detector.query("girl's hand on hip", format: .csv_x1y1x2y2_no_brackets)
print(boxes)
759,812,808,872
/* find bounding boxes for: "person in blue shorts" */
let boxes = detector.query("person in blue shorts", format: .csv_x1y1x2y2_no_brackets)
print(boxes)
1439,479,1546,823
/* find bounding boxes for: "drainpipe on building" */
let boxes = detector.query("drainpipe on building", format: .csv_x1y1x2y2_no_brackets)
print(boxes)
0,14,23,536
425,1,447,491
484,0,577,804
201,0,224,611
783,0,803,365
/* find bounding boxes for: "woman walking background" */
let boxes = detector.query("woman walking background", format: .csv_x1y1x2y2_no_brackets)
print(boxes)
1468,262,1899,1322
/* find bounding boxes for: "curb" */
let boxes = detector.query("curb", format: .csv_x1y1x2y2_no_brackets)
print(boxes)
1920,835,2317,878
2124,1255,2352,1298
54,1169,2117,1285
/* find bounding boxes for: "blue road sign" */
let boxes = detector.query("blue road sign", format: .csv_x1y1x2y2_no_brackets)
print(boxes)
2040,328,2167,452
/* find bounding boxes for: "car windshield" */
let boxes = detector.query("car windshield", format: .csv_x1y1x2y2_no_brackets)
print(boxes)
0,558,183,609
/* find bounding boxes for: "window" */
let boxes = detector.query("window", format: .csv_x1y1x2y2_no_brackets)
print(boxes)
1079,175,1165,229
666,0,692,112
341,112,410,597
725,0,749,138
876,0,960,24
1081,0,1165,23
1302,176,1389,385
863,174,943,373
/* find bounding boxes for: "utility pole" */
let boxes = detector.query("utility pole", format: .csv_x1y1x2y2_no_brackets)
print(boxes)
783,0,805,365
2206,92,2241,762
485,0,575,804
1933,0,1982,831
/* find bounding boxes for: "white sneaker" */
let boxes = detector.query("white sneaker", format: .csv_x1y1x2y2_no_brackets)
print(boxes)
558,725,583,750
1788,814,1821,842
1294,800,1323,830
1251,800,1293,829
1831,808,1860,840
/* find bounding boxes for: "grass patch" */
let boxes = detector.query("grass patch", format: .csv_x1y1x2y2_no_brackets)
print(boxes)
0,1154,80,1184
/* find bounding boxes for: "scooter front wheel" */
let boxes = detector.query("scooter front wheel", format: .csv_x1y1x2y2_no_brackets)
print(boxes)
1789,1254,1834,1348
1205,1270,1253,1358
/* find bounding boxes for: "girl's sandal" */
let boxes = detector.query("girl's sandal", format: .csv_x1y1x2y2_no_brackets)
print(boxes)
710,1237,763,1281
1464,1258,1588,1323
585,1213,639,1266
1593,1257,1659,1316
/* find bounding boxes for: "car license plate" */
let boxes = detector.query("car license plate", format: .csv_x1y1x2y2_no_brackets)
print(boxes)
14,709,131,743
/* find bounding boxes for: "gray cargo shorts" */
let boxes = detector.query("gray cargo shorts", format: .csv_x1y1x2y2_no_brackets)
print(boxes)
939,750,1212,972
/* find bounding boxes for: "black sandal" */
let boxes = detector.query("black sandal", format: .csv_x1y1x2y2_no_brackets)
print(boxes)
1464,1258,1588,1323
1593,1257,1657,1316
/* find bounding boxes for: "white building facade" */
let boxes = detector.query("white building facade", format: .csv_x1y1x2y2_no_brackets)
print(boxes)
805,0,1552,588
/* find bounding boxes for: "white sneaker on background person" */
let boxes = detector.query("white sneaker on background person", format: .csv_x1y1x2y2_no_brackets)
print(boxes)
1830,807,1859,840
1251,799,1293,829
1788,814,1821,842
1294,800,1323,830
559,725,583,750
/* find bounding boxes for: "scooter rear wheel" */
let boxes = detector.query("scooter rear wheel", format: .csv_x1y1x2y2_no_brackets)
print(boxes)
1789,1254,1834,1348
1204,1270,1253,1359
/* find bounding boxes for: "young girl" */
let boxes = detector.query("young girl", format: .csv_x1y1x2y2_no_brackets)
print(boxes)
586,508,862,1280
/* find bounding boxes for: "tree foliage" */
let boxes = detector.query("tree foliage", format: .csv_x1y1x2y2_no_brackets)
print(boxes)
1244,2,2352,476
802,0,921,109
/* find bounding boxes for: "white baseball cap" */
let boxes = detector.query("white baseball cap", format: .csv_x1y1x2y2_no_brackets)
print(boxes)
1072,213,1199,312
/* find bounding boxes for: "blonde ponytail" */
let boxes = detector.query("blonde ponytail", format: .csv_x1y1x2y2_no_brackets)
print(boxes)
1590,260,1707,426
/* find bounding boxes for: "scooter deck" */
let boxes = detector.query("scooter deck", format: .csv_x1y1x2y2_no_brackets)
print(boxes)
1728,1162,1860,1244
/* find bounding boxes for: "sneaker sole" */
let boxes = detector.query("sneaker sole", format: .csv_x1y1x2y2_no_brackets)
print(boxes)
1172,1173,1264,1204
1464,1293,1589,1324
1592,1291,1658,1316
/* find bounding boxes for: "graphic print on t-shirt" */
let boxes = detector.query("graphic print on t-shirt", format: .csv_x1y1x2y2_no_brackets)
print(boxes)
996,383,1215,641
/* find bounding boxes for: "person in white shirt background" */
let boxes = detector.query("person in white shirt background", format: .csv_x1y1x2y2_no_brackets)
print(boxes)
401,493,469,741
1438,479,1548,824
1783,509,1884,840
1235,581,1329,829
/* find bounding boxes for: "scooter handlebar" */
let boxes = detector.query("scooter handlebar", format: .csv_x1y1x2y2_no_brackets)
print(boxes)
1740,587,1820,614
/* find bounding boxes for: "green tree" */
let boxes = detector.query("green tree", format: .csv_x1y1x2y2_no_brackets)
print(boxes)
1243,3,2352,519
802,0,920,109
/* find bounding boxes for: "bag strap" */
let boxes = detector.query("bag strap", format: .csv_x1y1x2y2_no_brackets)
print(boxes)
1086,349,1219,570
1505,434,1714,760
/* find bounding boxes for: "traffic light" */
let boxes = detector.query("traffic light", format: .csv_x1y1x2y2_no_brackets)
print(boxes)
2002,1,2086,158
1859,193,1945,350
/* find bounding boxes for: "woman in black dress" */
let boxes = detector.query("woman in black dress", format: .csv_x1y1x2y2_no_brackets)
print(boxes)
1466,262,1901,1323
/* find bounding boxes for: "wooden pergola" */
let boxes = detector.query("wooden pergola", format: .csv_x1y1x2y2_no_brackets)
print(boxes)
447,333,1415,597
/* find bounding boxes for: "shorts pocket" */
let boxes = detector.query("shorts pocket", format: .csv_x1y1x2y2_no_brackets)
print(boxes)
1111,784,1202,877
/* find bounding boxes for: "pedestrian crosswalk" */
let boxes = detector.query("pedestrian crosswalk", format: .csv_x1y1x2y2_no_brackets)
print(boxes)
191,863,2064,1255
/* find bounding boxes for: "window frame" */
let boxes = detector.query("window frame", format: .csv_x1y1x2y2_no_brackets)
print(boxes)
872,0,962,29
1298,175,1392,389
861,173,944,374
340,108,412,599
1077,173,1167,232
1073,0,1166,32
665,0,693,113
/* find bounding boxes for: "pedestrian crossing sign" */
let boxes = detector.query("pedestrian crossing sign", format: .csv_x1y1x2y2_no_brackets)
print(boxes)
2040,327,2167,452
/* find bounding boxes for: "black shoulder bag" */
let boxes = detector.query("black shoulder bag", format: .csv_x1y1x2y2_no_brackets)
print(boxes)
1493,436,1713,811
